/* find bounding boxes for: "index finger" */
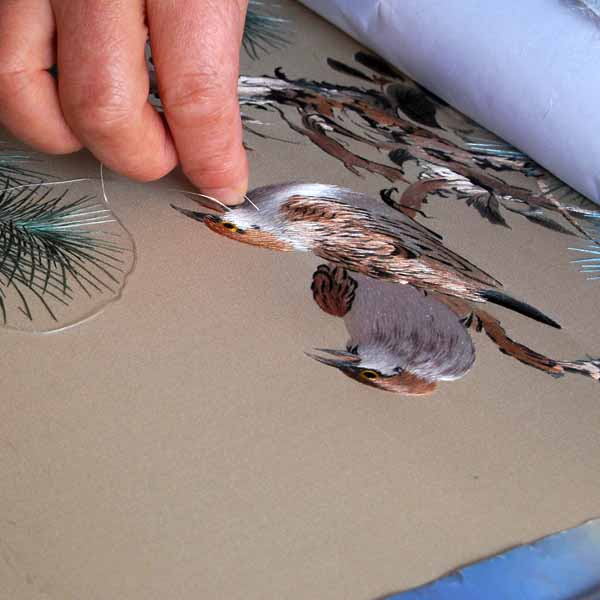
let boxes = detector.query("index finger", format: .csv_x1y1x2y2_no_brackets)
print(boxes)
147,0,249,204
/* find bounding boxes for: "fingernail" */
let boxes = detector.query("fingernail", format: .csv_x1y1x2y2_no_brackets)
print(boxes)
202,184,248,206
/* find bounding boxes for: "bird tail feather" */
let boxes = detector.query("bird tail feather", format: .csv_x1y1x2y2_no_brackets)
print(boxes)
480,290,561,329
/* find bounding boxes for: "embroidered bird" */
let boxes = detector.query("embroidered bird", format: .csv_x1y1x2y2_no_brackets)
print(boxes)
308,264,476,395
172,182,560,329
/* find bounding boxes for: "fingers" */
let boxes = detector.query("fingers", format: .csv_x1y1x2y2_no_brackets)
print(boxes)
0,0,81,154
147,0,249,204
0,0,248,193
52,0,177,181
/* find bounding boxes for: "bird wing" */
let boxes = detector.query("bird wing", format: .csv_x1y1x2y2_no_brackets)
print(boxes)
311,264,357,317
281,195,501,288
365,213,502,287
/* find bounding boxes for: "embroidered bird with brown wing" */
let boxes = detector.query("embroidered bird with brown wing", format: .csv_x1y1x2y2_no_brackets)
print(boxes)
308,264,476,395
172,182,560,329
309,264,600,393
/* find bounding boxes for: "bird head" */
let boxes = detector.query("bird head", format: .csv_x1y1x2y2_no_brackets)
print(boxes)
306,348,437,396
171,191,295,251
172,182,370,252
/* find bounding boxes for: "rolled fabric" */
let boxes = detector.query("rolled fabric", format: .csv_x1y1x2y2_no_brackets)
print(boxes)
299,0,600,205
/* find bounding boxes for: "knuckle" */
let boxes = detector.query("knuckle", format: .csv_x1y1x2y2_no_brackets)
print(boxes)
0,42,22,76
0,70,29,95
161,72,237,123
65,81,138,134
0,54,20,75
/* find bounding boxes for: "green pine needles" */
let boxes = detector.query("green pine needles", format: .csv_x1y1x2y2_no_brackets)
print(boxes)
244,1,291,59
0,177,133,330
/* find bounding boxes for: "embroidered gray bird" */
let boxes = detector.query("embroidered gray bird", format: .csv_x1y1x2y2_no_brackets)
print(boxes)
308,264,476,395
172,182,560,329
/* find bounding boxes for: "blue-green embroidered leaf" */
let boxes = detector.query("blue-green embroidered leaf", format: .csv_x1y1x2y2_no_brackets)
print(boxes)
0,180,134,332
244,1,292,59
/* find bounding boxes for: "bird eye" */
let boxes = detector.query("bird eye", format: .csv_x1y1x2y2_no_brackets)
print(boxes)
360,369,379,381
222,222,238,232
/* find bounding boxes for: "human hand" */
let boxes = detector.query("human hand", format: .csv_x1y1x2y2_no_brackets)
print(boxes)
0,0,249,204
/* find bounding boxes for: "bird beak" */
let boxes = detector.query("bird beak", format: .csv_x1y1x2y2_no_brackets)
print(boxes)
315,348,360,360
305,348,360,369
171,191,230,222
171,204,216,223
182,193,228,214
